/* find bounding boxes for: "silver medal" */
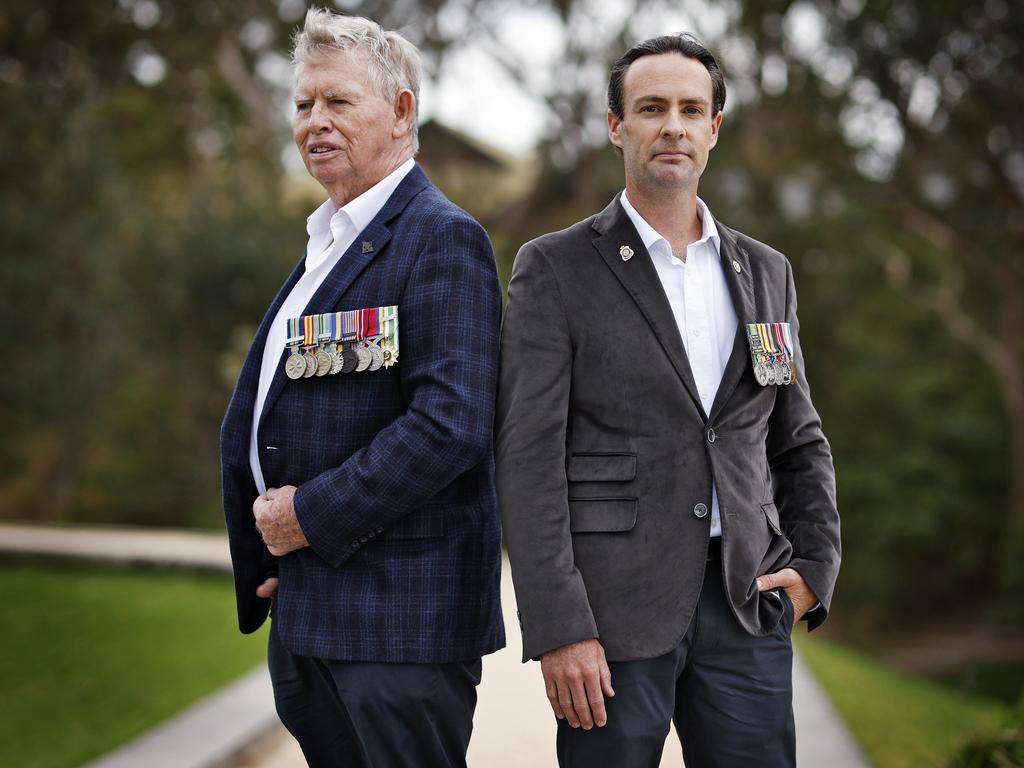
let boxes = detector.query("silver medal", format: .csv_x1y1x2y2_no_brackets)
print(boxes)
355,345,372,372
285,348,306,380
302,351,318,378
368,342,384,371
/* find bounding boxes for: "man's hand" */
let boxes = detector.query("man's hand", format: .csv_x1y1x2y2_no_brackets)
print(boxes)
256,576,279,600
253,486,309,557
540,639,615,729
757,568,817,625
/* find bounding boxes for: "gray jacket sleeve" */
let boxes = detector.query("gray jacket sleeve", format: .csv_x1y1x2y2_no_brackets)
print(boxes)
766,258,841,630
496,242,600,661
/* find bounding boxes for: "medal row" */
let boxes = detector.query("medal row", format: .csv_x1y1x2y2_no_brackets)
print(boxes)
284,306,399,381
746,322,795,387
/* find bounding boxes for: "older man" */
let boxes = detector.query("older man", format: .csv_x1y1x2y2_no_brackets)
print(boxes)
497,34,840,767
219,10,504,767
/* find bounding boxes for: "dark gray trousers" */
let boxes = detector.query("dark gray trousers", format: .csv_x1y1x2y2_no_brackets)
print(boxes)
557,549,796,768
267,621,481,768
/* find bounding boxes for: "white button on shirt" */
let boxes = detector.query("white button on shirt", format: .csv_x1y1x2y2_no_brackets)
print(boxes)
619,191,738,538
247,158,415,496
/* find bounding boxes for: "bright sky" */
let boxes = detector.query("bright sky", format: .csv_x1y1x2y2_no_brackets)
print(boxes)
419,1,734,155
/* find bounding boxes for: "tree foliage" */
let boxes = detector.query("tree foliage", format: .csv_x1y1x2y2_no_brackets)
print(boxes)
0,0,1020,629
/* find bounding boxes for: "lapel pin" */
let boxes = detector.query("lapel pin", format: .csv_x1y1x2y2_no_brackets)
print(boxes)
362,241,374,254
732,259,742,273
620,245,634,261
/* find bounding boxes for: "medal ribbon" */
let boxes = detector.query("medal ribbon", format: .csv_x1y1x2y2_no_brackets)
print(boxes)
758,323,775,356
772,323,787,360
364,307,378,340
781,323,794,362
302,314,315,346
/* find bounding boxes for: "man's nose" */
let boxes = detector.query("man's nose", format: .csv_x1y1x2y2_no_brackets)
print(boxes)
308,101,330,132
661,109,686,138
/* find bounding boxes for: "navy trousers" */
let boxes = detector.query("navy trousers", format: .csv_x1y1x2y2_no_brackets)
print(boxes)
556,546,796,768
267,621,481,768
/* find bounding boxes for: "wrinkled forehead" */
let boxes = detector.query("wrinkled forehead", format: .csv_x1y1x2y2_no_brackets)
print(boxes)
293,48,372,95
622,52,713,106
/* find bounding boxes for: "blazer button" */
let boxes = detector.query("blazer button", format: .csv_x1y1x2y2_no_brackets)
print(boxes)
707,428,716,444
694,503,709,518
359,536,368,544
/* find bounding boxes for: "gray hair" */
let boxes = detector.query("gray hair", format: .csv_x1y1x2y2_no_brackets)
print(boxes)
292,9,421,151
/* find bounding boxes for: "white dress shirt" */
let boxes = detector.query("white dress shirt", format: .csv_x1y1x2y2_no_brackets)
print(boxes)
248,158,415,495
619,191,738,537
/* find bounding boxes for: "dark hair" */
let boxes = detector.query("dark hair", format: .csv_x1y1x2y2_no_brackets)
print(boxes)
608,33,726,120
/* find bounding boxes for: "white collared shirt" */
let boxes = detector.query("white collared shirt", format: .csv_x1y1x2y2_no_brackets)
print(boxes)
619,191,738,537
247,158,415,495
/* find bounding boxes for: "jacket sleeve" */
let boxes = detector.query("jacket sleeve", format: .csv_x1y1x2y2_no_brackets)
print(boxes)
765,258,841,631
496,241,599,662
292,215,502,568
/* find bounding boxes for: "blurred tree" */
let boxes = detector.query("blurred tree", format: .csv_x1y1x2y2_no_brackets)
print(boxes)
0,0,1019,632
0,1,306,526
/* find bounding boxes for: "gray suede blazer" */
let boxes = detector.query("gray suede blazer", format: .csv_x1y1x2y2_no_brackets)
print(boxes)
496,195,840,663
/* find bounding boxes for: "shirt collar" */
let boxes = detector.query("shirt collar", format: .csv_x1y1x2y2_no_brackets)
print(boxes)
306,157,416,238
619,190,721,257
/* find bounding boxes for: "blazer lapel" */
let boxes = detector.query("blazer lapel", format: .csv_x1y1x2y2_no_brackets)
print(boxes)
257,164,429,428
591,195,705,418
225,251,307,456
708,224,756,421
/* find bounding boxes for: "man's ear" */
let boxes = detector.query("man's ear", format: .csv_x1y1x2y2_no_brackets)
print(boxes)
708,110,723,149
607,110,624,150
392,89,416,140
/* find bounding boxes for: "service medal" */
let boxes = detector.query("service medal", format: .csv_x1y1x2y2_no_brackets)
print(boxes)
341,348,359,373
754,360,769,386
368,342,384,371
328,342,344,375
301,350,317,378
355,345,372,372
285,348,306,380
315,349,332,377
746,323,770,387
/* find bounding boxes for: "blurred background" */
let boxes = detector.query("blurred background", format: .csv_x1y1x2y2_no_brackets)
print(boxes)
1,0,1022,766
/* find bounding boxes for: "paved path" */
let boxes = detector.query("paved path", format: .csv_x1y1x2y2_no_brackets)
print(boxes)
0,523,869,767
0,522,231,571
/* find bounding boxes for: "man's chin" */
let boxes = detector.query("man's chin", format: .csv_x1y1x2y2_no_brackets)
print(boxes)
647,168,696,190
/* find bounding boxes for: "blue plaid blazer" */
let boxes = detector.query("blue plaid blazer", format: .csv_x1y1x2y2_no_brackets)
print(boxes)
220,165,505,662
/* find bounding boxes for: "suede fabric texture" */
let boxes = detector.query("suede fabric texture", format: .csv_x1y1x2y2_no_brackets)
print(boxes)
496,195,840,663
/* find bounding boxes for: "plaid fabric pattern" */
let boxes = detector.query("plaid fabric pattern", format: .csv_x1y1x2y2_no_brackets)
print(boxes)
221,166,505,662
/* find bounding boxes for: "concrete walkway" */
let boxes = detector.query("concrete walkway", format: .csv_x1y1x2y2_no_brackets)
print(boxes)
0,523,869,767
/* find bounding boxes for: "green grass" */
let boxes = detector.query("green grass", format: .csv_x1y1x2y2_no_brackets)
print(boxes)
927,660,1024,708
797,634,1012,768
0,561,269,768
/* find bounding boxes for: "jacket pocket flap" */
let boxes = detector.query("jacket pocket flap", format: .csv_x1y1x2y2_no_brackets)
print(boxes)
567,453,637,482
761,502,782,535
568,498,638,533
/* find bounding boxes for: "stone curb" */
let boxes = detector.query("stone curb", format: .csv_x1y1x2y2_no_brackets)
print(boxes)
79,665,277,768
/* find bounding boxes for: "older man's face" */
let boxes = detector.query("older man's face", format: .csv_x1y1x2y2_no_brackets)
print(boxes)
292,50,400,205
